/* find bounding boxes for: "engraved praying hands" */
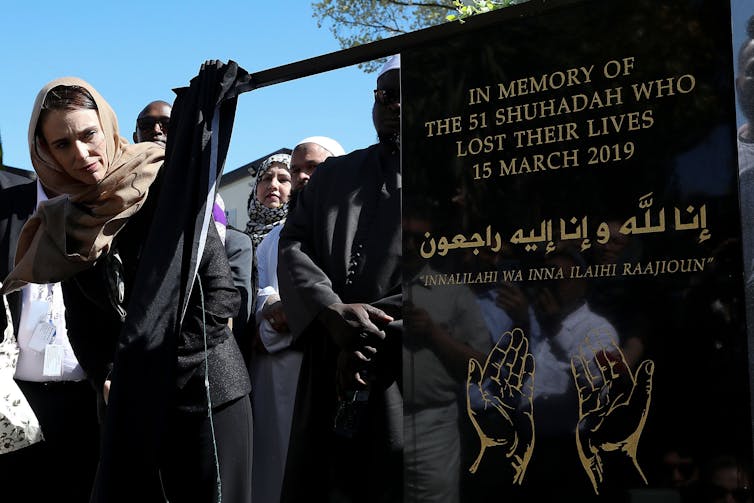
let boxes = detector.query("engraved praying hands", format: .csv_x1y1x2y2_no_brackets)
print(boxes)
466,328,535,485
570,334,654,494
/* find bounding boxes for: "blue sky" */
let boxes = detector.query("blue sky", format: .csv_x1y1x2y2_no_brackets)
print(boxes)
2,1,750,175
0,0,380,174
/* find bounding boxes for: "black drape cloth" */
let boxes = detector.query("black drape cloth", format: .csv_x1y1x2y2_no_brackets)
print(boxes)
91,60,255,503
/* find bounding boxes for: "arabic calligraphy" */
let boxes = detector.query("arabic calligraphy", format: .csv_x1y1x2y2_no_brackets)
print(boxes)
417,195,711,259
420,225,503,258
618,192,710,243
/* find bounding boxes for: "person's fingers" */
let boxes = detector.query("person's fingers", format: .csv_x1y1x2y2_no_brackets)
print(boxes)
354,349,373,362
354,371,368,386
363,304,393,324
358,328,386,351
363,321,387,341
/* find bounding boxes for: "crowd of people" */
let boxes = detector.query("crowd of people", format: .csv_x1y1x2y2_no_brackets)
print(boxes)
1,17,754,503
0,54,401,503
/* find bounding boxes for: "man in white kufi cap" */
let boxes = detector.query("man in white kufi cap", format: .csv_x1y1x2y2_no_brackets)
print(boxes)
288,136,346,201
378,53,401,78
296,136,346,156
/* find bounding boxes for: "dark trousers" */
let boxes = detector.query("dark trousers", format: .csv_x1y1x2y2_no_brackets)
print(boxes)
283,329,403,503
0,379,100,500
161,395,253,503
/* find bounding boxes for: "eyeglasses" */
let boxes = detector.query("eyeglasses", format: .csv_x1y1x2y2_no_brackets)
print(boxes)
136,116,170,132
374,89,400,106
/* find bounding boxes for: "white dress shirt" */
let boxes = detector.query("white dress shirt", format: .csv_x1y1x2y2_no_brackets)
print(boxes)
14,181,86,382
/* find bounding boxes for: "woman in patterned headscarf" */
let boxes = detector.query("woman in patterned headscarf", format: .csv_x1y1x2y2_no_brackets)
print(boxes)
245,153,292,314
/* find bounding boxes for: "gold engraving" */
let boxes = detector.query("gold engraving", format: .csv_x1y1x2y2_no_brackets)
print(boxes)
466,328,535,484
494,89,624,126
456,134,507,157
424,116,463,137
497,65,596,100
416,198,710,259
631,74,696,101
512,122,579,147
498,149,580,175
570,332,654,495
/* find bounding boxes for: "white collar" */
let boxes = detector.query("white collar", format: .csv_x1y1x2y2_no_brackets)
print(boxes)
35,179,49,209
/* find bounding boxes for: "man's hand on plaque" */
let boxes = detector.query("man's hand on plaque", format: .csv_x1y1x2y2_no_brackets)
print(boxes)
466,328,535,485
570,335,654,495
319,302,393,349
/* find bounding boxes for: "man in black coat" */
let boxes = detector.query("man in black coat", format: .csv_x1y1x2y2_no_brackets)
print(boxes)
0,171,35,328
278,55,403,503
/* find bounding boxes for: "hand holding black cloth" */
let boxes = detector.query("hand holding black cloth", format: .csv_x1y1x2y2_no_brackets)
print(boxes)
91,60,254,503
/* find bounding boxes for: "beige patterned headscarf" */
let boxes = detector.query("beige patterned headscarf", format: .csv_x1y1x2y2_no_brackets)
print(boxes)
0,77,164,294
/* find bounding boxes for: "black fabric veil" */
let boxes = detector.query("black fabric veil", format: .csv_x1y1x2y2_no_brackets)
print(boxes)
91,60,255,502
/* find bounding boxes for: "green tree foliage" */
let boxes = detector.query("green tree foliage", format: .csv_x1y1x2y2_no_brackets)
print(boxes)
312,0,455,47
447,0,527,21
311,0,527,70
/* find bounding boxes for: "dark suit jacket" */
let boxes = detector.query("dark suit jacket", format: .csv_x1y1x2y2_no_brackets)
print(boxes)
224,226,253,361
277,143,403,503
0,179,36,334
0,170,31,189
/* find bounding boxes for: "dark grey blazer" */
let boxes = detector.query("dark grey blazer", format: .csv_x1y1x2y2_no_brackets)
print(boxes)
224,226,253,360
0,179,36,334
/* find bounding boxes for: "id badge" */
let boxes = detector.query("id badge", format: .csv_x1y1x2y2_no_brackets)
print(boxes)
28,321,56,353
43,344,64,377
21,300,51,333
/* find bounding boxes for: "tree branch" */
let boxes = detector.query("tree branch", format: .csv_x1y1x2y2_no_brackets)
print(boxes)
387,0,455,9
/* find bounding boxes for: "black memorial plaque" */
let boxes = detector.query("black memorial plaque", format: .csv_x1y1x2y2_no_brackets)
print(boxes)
402,1,752,501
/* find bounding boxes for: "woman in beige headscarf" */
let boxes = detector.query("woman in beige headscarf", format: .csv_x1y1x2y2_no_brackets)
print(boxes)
2,78,164,291
3,78,253,502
